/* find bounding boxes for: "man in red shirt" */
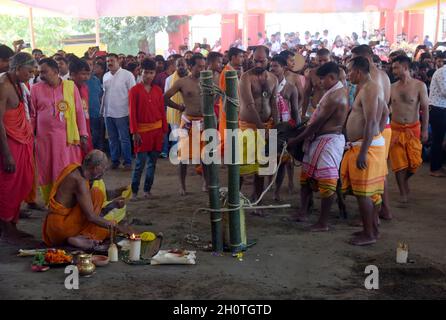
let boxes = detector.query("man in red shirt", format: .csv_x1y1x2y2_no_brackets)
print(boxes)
129,59,168,199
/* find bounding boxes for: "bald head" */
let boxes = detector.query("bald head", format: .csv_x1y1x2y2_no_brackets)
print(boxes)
82,150,109,181
253,45,270,57
252,46,269,74
83,150,108,169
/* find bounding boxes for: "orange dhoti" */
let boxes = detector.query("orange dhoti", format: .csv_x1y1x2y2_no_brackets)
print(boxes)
341,135,387,205
42,164,109,247
389,121,422,174
382,126,392,159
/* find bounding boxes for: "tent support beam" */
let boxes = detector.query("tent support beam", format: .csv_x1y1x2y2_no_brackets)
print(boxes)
434,0,441,43
243,0,248,48
95,18,100,45
28,7,36,49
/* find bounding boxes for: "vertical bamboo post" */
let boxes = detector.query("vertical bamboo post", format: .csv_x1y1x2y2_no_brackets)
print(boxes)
225,70,242,254
200,70,223,252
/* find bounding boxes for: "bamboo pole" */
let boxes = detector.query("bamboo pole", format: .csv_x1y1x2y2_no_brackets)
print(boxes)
200,70,223,252
225,70,242,254
28,7,36,50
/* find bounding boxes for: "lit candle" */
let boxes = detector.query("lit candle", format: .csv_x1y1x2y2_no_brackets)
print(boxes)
129,234,141,261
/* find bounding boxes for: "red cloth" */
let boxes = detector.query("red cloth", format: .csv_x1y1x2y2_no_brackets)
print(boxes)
129,83,167,153
0,102,34,222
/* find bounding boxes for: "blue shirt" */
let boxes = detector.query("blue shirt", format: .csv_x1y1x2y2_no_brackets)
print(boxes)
86,75,103,119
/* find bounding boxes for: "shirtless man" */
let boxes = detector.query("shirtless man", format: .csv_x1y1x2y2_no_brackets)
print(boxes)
42,150,132,250
389,55,429,204
288,62,349,231
269,55,299,201
206,52,223,86
239,46,278,209
278,50,305,110
0,53,36,244
351,44,392,220
342,56,388,246
164,53,207,195
303,48,346,119
206,52,223,119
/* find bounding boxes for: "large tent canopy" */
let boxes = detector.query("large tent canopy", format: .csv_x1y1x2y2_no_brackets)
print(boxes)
1,0,443,49
5,0,441,18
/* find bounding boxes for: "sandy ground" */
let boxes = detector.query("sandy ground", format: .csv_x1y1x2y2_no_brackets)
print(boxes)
0,159,445,300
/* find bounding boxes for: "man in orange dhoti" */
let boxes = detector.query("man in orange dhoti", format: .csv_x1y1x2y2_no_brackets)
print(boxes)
0,53,36,243
351,44,392,221
42,150,132,250
342,57,388,246
389,55,429,204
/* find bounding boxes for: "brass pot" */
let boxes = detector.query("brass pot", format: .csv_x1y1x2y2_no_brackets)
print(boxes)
77,254,96,276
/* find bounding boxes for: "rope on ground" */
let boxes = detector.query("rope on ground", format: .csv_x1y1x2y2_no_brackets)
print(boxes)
184,143,292,248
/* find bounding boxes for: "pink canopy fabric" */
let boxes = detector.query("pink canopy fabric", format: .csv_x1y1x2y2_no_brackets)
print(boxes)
13,0,431,19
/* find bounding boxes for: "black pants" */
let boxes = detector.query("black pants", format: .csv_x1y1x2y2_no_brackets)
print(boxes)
429,106,446,171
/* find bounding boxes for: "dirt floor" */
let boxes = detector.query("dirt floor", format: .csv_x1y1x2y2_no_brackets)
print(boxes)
0,160,445,300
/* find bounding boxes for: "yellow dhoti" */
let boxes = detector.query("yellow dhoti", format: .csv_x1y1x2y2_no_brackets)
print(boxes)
341,135,387,205
238,119,274,176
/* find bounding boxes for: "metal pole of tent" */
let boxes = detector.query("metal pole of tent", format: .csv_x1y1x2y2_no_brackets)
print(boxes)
28,7,36,49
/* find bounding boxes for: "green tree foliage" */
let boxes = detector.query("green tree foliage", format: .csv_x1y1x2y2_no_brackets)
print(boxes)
78,16,189,54
0,15,188,55
0,15,73,54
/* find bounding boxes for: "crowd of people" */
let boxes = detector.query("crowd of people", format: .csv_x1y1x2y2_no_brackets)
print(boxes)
237,29,446,59
0,27,445,249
